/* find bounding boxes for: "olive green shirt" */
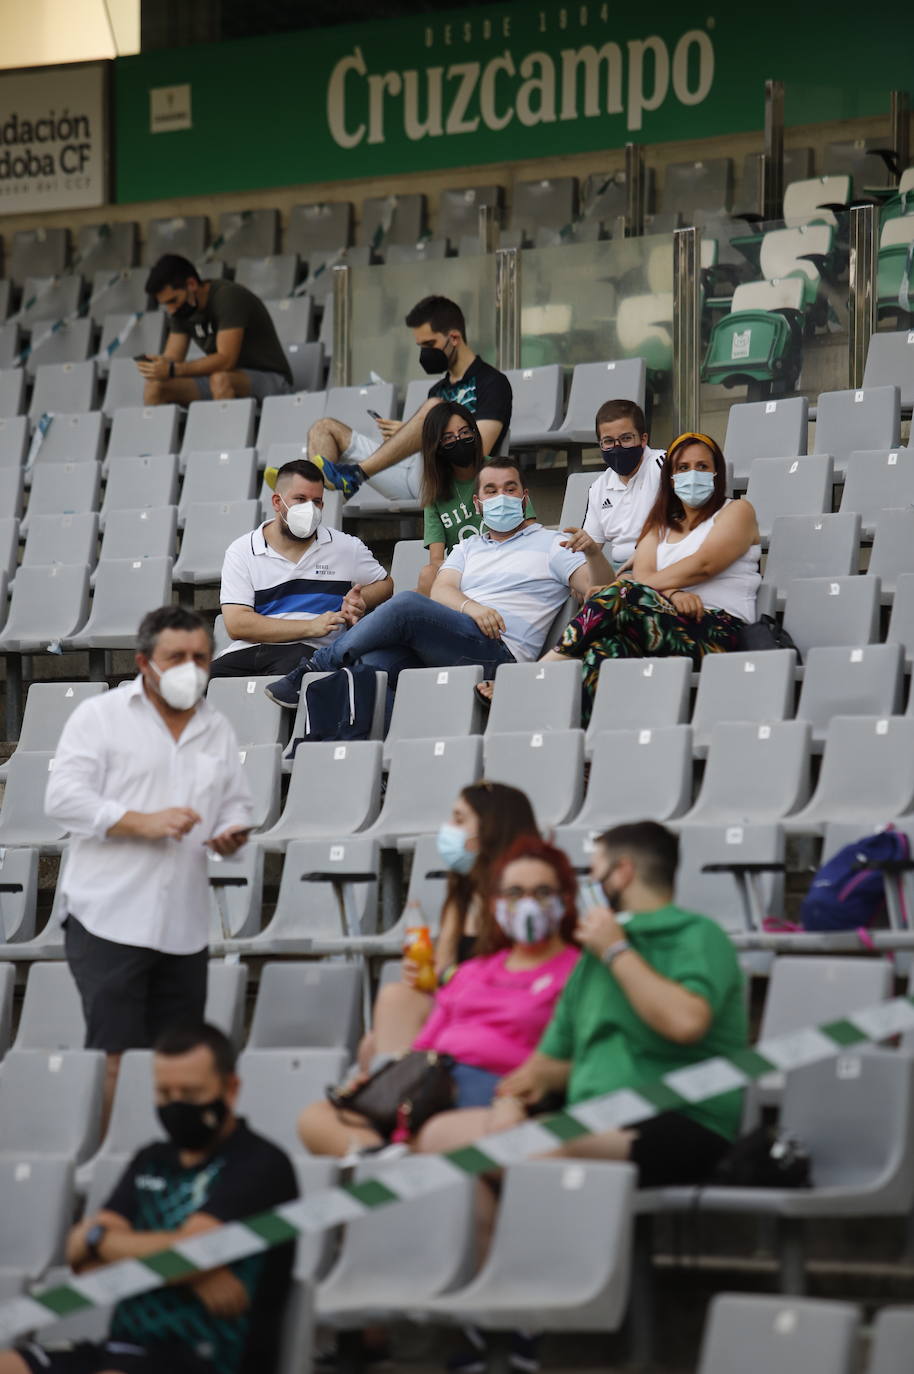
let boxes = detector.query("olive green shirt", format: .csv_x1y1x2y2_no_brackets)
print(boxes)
169,278,292,384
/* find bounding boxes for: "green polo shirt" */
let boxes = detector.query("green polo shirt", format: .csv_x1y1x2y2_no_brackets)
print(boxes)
539,904,747,1140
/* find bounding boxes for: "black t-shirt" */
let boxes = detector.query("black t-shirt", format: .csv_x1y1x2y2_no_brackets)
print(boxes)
427,356,513,448
168,278,293,383
104,1120,298,1374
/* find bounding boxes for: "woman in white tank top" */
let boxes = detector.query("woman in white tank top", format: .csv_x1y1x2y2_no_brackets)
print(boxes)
542,432,761,722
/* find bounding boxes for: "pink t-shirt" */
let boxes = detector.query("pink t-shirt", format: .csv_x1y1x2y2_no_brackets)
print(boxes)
412,945,580,1076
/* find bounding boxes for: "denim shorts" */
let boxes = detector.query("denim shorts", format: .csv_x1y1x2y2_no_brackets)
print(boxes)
451,1061,501,1109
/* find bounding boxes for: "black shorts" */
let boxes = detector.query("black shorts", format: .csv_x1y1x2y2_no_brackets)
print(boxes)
65,916,207,1054
628,1111,732,1187
208,642,312,679
18,1340,215,1374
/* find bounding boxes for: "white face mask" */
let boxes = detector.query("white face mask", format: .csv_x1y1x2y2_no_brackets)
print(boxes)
150,659,208,711
281,497,321,541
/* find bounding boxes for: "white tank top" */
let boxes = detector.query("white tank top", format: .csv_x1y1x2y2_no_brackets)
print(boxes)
655,501,760,623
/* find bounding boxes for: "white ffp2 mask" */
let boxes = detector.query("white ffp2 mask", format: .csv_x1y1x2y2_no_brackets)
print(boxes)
282,498,321,540
151,659,208,711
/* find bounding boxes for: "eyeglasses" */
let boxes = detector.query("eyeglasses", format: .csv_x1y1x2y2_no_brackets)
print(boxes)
498,885,561,904
439,428,475,449
599,432,640,451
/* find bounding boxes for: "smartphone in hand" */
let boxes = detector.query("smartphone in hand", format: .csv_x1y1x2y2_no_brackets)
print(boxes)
366,408,382,421
134,354,152,362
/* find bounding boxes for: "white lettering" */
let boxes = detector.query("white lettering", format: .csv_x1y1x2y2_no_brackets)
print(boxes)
480,50,516,131
367,69,403,145
517,51,557,126
559,42,622,121
627,35,669,131
445,62,481,134
326,47,367,149
403,67,443,140
672,29,714,107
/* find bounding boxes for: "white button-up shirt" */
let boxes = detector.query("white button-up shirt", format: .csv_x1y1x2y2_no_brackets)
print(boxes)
45,676,253,954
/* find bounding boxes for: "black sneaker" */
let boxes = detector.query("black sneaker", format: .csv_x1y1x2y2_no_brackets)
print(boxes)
264,659,310,709
510,1332,540,1374
446,1326,487,1374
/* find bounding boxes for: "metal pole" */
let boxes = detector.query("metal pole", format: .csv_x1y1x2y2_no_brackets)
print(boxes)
624,142,645,236
478,203,498,254
330,262,351,388
848,202,878,389
762,79,784,220
672,226,701,435
891,90,910,177
495,247,520,371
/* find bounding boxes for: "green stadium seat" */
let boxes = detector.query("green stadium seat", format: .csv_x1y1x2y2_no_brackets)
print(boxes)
702,278,804,394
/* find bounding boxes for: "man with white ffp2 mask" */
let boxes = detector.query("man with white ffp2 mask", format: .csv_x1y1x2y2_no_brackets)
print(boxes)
44,605,254,1128
211,457,393,679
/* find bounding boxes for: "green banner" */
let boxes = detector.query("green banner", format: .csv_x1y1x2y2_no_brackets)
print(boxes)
114,0,910,204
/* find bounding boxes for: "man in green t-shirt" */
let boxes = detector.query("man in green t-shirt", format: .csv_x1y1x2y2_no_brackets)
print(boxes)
499,821,748,1186
137,254,292,406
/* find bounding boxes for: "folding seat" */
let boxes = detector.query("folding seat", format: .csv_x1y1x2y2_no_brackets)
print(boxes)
574,725,692,830
758,955,892,1063
759,224,835,310
0,469,24,523
745,455,832,541
266,296,315,344
75,220,138,274
616,292,673,373
143,214,208,265
663,158,733,215
389,539,427,596
19,274,82,329
323,383,396,435
824,137,893,188
25,317,93,377
237,1048,349,1156
485,660,581,734
586,657,691,751
0,280,9,320
0,752,68,849
785,715,914,834
557,472,596,531
22,512,98,570
887,572,914,664
438,185,504,244
876,216,914,322
0,368,26,417
697,1295,859,1374
0,564,90,652
179,448,258,519
867,510,914,604
0,849,39,943
0,1157,75,1291
235,254,299,299
88,1049,163,1171
207,843,265,943
29,360,98,418
239,836,378,954
383,665,482,764
287,202,353,259
0,516,15,584
30,410,105,471
703,278,806,401
483,730,585,829
9,226,68,283
21,461,101,529
386,239,449,265
516,359,646,447
97,310,165,368
0,961,12,1050
682,720,811,826
248,961,362,1050
206,675,285,747
173,499,259,584
862,330,914,408
796,644,903,745
0,1049,105,1161
259,740,383,851
762,512,860,603
421,1159,635,1333
739,148,814,207
782,576,880,655
235,742,282,831
102,356,147,414
360,194,426,246
869,1308,914,1374
205,961,249,1047
217,207,279,264
813,386,900,479
256,392,327,461
675,822,786,933
0,321,21,369
65,556,172,650
782,173,852,228
100,454,179,523
365,737,482,849
284,341,325,392
98,505,177,563
180,397,256,458
0,415,27,467
108,403,180,461
0,683,107,782
88,266,148,323
838,447,914,536
502,365,564,446
692,650,796,752
512,177,578,232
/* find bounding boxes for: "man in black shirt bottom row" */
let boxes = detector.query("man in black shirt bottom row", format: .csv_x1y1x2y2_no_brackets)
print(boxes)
0,1025,298,1374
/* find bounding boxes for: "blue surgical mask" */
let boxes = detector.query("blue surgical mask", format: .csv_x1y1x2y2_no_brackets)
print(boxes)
672,470,716,508
436,823,476,875
481,493,525,533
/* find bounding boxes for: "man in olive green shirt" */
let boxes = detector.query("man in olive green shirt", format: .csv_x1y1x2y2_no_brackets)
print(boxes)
138,254,292,405
500,821,747,1186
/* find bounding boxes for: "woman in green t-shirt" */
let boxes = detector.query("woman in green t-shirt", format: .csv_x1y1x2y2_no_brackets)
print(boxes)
417,401,485,596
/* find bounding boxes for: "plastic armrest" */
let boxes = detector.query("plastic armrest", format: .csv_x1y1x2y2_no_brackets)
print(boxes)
701,862,786,875
0,884,24,893
860,859,914,874
209,876,250,888
300,871,376,883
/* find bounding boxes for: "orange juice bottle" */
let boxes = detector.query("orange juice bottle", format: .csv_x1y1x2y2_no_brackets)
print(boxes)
404,908,437,993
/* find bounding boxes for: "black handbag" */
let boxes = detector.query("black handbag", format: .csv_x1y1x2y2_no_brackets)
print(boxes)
710,1125,812,1189
736,614,799,658
326,1050,456,1140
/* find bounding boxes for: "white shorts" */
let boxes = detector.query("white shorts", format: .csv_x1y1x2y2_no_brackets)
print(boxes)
339,429,422,502
341,429,383,465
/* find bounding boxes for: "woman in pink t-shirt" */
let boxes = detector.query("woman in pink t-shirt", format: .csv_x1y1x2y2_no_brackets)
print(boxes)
297,837,580,1158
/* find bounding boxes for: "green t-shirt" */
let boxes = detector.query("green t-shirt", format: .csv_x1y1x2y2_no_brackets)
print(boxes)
423,478,537,552
169,278,292,383
539,904,747,1140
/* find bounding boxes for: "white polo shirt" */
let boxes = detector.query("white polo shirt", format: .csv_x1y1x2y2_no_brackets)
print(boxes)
218,521,388,657
443,522,585,662
581,446,666,567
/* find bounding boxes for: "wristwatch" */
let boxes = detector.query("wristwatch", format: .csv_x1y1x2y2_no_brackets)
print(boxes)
601,938,631,969
84,1222,107,1261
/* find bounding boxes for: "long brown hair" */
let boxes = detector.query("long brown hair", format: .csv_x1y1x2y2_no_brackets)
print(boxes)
478,834,579,955
446,781,539,939
640,431,728,539
419,401,484,507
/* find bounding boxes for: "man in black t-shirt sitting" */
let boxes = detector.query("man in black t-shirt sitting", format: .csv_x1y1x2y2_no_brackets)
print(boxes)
309,294,513,500
1,1024,298,1374
138,254,293,406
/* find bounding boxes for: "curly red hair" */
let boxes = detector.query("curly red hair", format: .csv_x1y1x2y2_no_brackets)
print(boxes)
479,834,579,953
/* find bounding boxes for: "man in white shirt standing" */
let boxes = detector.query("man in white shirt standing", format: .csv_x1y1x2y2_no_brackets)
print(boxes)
45,605,253,1123
562,399,666,571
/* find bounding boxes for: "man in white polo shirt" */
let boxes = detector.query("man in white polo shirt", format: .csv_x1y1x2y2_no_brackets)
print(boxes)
210,458,393,678
264,457,613,711
562,399,666,571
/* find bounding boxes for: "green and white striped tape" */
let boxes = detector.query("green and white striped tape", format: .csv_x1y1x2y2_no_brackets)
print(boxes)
3,990,914,1346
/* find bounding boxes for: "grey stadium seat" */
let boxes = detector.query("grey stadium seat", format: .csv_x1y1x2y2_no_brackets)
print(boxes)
0,683,107,780
89,1049,163,1168
179,448,257,520
888,573,914,665
217,208,279,264
557,472,596,531
0,565,90,652
390,539,427,596
869,1307,914,1374
360,194,426,246
0,961,12,1049
724,396,809,486
107,404,180,459
576,725,692,830
235,254,299,300
439,184,503,242
284,341,325,393
675,822,786,933
697,1295,859,1374
19,274,82,329
88,267,148,324
384,665,482,764
102,356,145,414
519,359,645,446
0,849,39,943
25,318,93,378
503,365,565,446
386,239,448,265
247,961,362,1050
0,1157,75,1290
100,455,179,521
29,361,98,418
99,506,177,563
838,448,914,536
512,177,578,231
237,743,282,831
825,135,894,188
98,311,165,369
869,509,914,599
239,837,378,954
65,556,172,650
586,657,691,752
0,516,17,583
206,676,285,747
784,715,914,834
0,322,21,369
75,220,138,274
266,296,315,344
483,729,585,828
22,513,98,570
813,386,901,478
0,281,9,321
208,844,264,943
9,227,68,283
781,576,880,655
0,369,26,418
324,383,397,435
762,513,860,603
863,331,914,409
0,752,69,849
0,417,27,467
237,1048,348,1158
796,644,904,745
0,470,23,528
256,391,327,460
663,157,733,215
287,201,353,258
30,410,104,468
181,397,256,457
259,740,383,850
364,736,482,848
21,462,101,529
691,649,796,753
143,214,207,265
0,1049,104,1162
487,661,581,736
745,455,833,541
174,500,260,584
681,720,811,825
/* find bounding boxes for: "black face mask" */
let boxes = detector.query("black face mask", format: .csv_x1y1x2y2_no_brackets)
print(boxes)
601,443,643,477
419,342,452,375
439,434,476,466
158,1097,228,1152
172,298,196,321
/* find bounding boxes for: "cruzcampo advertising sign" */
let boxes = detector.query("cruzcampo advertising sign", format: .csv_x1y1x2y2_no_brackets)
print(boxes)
114,0,908,202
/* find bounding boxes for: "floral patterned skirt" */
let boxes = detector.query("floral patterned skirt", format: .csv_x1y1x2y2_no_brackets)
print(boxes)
558,579,743,724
